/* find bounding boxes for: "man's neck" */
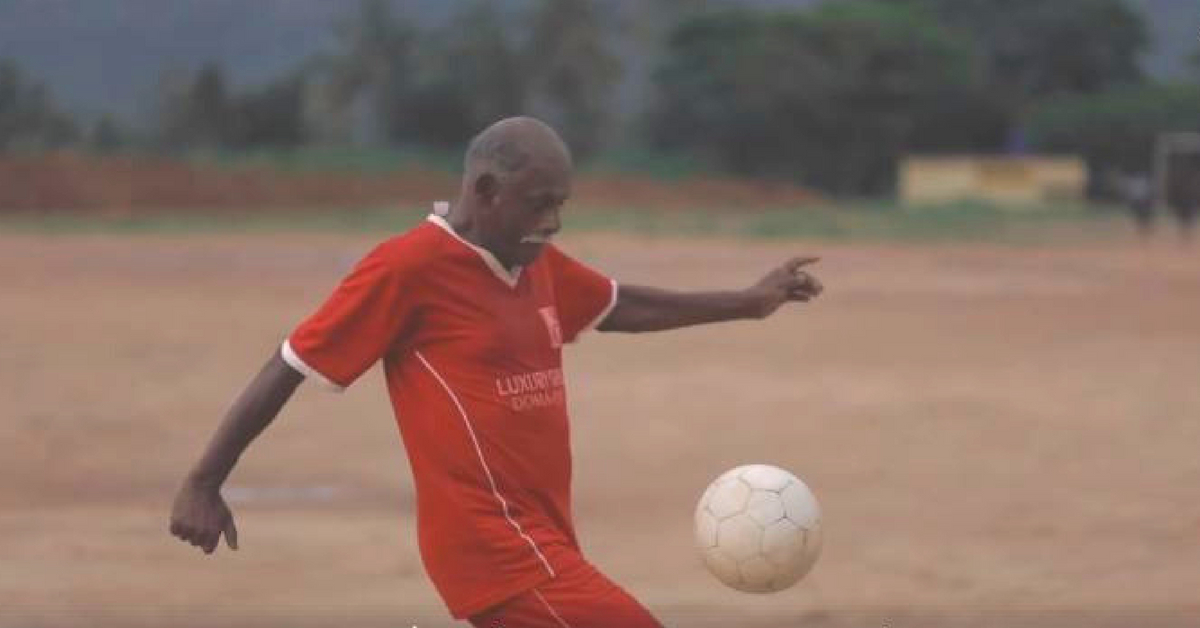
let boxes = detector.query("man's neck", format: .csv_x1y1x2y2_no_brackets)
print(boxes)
444,204,518,271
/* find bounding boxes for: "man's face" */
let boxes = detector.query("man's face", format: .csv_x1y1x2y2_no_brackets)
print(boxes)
476,157,570,268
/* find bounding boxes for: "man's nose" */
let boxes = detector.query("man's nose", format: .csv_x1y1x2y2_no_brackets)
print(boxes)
538,207,562,235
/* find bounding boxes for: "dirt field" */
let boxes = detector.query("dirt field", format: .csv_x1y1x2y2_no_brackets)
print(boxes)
2,227,1199,627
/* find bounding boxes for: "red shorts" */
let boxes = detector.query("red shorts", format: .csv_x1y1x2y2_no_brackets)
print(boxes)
467,559,663,628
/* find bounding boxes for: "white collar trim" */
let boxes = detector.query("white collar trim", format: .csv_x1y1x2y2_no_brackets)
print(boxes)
426,210,522,288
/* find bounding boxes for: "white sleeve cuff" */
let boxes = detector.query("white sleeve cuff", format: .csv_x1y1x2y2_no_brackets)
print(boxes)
281,339,346,393
576,279,620,340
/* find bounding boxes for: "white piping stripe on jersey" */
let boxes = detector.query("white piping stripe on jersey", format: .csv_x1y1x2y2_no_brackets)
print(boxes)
281,339,345,392
576,279,620,340
533,588,573,628
414,350,556,578
426,212,522,288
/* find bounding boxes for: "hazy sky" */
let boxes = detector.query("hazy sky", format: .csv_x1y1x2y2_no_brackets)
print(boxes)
0,0,1193,122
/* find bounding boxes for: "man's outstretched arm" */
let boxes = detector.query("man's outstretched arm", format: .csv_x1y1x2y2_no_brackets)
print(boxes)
598,257,822,333
169,348,305,554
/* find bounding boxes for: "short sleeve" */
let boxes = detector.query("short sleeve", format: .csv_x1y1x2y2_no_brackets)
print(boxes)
283,241,420,391
545,245,618,343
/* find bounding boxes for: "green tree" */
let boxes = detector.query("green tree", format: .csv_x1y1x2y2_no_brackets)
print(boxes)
1030,83,1200,176
0,59,78,151
160,62,231,148
227,74,308,148
90,114,126,152
321,0,417,145
400,2,528,147
159,63,308,150
898,0,1148,146
647,3,971,194
525,0,622,160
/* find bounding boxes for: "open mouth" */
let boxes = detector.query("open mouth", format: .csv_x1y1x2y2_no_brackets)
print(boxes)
520,234,553,245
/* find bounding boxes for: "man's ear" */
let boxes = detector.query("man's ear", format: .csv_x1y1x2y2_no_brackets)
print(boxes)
473,172,500,205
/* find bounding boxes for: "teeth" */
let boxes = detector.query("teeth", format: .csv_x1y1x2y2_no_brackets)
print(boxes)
521,235,551,244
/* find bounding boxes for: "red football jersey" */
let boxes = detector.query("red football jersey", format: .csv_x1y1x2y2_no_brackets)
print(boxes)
282,213,617,618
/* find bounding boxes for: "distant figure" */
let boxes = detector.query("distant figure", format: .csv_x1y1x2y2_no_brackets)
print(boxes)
1120,171,1154,239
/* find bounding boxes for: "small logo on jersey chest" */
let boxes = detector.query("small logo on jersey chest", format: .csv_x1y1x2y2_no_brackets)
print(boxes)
538,306,563,348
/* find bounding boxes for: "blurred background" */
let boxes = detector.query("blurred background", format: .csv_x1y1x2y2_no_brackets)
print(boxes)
2,1,1199,627
0,0,1198,214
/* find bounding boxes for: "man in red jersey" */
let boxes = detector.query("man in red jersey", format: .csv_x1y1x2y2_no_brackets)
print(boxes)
169,117,823,627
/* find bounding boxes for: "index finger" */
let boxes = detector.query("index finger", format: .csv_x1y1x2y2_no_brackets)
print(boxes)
224,518,239,551
787,257,821,271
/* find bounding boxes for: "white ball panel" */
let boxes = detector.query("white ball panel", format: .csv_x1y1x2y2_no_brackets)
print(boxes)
694,509,719,549
716,516,763,562
799,523,823,572
781,480,821,529
778,524,824,587
738,556,778,592
706,478,751,519
702,548,741,587
739,464,796,492
746,490,786,526
762,517,804,566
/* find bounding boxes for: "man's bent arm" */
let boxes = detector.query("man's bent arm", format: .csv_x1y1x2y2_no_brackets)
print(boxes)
599,257,823,334
169,348,305,554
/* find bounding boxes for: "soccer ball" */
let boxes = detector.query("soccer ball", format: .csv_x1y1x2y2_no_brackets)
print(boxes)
694,464,822,593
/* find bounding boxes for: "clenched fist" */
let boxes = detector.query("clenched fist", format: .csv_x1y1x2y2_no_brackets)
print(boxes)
169,479,238,555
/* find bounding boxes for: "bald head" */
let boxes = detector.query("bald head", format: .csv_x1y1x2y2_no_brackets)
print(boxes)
464,117,572,183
